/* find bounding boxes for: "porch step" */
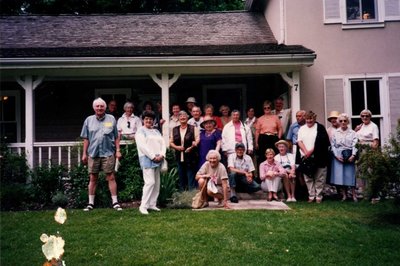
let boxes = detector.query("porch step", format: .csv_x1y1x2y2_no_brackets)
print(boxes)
237,191,268,200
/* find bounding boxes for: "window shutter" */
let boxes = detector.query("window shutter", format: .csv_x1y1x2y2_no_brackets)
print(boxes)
324,77,344,121
385,0,400,21
389,76,400,133
324,0,342,24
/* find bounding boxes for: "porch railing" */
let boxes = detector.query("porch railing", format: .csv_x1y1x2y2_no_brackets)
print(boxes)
8,141,82,171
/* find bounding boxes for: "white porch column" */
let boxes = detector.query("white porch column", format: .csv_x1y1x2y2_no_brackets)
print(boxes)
16,75,44,170
280,71,300,125
150,73,180,146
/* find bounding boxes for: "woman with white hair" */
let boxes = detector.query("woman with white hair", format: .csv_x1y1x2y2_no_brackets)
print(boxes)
331,113,358,202
355,109,379,149
195,150,229,208
117,101,142,140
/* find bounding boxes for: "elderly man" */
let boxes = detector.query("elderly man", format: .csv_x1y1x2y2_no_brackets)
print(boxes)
227,142,261,203
188,106,204,129
81,97,122,211
272,96,291,136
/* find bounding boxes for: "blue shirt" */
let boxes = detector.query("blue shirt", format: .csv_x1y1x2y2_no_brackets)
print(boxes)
80,114,118,158
286,122,301,144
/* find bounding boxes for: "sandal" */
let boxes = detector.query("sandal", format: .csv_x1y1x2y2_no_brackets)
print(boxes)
112,202,123,211
83,204,94,211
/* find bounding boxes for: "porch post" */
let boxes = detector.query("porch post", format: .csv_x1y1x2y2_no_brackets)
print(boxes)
280,72,300,125
150,73,180,146
16,75,44,171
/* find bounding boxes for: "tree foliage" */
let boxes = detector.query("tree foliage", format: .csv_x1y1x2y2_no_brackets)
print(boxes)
0,0,245,15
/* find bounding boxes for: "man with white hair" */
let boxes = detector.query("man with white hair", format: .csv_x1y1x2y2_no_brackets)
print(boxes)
80,97,122,211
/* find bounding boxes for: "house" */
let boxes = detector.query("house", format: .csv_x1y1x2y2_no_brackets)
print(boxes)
3,0,398,171
254,0,400,142
0,8,316,169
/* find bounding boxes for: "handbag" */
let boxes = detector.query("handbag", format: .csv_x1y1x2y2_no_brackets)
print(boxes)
160,159,168,174
298,157,316,177
341,149,353,163
192,180,208,209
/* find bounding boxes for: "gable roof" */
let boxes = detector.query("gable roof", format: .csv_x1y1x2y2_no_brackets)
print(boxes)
0,12,313,57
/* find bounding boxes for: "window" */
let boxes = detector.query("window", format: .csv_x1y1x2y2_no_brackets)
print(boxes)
0,91,21,143
346,0,377,21
349,79,382,142
323,0,400,28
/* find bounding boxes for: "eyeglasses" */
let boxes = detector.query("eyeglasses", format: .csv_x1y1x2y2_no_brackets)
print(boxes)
127,121,131,128
264,106,271,110
339,120,347,123
361,115,370,118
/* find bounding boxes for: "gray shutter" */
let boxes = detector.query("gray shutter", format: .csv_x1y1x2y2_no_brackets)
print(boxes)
385,0,400,21
324,77,344,121
324,0,342,24
389,76,400,133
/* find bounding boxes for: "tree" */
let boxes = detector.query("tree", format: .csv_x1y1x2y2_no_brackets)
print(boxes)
0,0,245,15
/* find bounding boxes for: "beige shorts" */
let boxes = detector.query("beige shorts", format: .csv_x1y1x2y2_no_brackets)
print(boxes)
88,155,115,174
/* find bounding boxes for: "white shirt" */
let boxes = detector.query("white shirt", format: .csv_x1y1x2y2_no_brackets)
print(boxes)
356,122,379,142
222,121,253,155
227,153,255,172
297,123,318,156
117,114,142,135
272,108,291,133
169,115,180,130
188,117,204,129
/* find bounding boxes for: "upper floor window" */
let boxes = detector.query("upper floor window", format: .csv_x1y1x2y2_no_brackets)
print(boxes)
324,0,400,28
346,0,377,21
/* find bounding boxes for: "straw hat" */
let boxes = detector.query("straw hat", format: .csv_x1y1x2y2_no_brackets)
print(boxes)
200,115,216,128
327,111,340,122
275,140,290,149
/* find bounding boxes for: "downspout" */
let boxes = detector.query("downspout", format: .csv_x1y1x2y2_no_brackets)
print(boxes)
278,0,286,44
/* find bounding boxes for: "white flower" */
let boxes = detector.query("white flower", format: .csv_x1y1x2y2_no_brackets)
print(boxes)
54,207,67,224
40,233,49,243
41,235,65,261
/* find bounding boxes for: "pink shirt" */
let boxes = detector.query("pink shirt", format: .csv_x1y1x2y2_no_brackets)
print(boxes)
259,160,286,181
255,115,282,135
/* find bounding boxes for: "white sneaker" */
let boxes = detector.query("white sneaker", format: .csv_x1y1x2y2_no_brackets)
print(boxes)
139,207,149,215
291,198,297,202
149,206,161,212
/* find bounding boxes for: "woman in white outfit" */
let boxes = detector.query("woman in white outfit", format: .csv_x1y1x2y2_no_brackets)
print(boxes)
135,110,166,215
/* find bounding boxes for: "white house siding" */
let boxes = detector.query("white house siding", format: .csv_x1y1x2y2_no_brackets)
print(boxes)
265,0,400,142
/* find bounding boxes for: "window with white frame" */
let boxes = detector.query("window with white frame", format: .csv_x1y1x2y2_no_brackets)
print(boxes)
349,79,383,142
323,0,400,28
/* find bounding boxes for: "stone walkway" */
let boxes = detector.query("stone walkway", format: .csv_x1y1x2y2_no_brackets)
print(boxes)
194,198,291,211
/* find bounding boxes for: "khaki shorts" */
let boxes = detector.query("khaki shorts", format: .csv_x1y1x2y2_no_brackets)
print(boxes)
88,155,115,174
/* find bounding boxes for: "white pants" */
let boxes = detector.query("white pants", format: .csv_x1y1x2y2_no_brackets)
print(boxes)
140,167,160,209
261,177,282,192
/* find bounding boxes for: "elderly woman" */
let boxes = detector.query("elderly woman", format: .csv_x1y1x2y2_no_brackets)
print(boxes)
274,140,297,202
195,150,229,208
135,110,166,215
260,148,287,201
203,103,223,130
117,101,142,140
219,105,232,128
255,100,283,165
331,113,358,202
198,115,222,167
355,109,379,149
297,111,330,203
170,110,200,191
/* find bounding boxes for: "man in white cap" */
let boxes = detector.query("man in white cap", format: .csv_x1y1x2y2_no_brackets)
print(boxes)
185,97,197,117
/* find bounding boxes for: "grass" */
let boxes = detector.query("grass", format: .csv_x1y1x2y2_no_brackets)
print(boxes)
1,200,400,266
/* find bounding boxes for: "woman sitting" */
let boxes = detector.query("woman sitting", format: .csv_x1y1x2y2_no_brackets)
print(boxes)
331,113,358,202
195,150,229,208
274,140,297,202
259,148,287,201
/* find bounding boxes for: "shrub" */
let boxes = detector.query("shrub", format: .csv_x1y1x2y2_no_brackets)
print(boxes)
167,190,198,209
65,164,88,208
31,164,66,206
158,167,179,207
357,120,400,203
0,143,29,184
51,191,69,208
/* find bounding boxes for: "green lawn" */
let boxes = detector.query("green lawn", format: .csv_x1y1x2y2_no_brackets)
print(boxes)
1,200,400,266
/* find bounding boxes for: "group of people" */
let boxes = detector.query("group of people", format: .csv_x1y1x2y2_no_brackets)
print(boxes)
79,96,380,213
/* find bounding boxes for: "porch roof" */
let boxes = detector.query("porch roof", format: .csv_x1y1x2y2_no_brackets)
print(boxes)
0,12,315,77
